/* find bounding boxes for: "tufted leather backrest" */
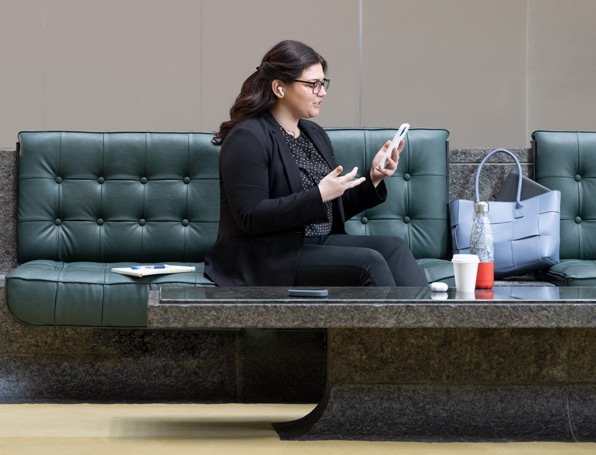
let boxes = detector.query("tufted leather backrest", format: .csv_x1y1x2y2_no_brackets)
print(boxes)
18,128,449,264
18,132,220,263
327,128,450,259
533,130,596,259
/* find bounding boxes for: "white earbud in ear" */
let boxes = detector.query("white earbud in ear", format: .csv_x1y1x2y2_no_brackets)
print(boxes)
278,87,284,96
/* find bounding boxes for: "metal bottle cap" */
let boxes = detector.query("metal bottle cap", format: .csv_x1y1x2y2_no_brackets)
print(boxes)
475,201,489,213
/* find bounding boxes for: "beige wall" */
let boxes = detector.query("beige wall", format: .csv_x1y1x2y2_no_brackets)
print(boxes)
363,0,526,148
198,0,360,131
1,0,596,149
527,0,596,134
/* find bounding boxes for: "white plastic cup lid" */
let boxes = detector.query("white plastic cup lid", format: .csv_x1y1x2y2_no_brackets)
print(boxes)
452,254,479,263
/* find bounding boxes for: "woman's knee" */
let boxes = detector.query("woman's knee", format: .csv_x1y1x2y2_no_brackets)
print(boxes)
370,235,409,259
388,235,408,249
358,248,395,286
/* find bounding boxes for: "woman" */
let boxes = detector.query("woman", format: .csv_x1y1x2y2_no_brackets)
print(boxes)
204,40,427,287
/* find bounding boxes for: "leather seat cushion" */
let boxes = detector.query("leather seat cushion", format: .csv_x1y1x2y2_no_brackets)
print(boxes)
540,259,596,286
6,261,214,327
417,258,455,285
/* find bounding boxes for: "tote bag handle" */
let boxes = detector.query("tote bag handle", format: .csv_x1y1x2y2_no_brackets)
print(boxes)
475,148,524,217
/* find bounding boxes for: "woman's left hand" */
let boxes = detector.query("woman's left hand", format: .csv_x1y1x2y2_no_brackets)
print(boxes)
370,139,404,187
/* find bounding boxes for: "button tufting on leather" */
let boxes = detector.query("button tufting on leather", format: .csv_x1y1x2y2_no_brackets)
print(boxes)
403,173,411,181
97,218,104,226
55,176,63,184
55,218,62,226
140,177,148,184
403,216,411,224
183,177,191,184
575,174,582,182
182,219,190,226
575,216,582,224
97,177,105,184
361,217,369,224
139,219,146,226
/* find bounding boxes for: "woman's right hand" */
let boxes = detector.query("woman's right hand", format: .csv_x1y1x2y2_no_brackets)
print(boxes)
318,166,366,202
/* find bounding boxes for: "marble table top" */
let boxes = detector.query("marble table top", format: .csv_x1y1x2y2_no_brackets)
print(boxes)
148,286,596,329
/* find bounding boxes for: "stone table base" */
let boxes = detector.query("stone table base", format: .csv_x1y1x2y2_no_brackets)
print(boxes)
150,287,596,442
275,327,596,442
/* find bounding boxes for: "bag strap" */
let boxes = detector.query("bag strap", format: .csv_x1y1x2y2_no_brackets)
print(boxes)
475,149,524,217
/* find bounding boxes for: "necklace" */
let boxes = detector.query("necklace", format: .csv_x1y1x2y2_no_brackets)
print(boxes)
272,114,300,138
278,124,300,139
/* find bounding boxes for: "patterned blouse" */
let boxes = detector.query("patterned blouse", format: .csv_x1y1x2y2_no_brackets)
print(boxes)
278,126,333,237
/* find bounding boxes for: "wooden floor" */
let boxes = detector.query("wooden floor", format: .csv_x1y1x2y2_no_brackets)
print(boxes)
0,403,594,454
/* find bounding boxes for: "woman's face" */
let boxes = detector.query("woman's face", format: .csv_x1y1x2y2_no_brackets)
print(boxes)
279,63,327,120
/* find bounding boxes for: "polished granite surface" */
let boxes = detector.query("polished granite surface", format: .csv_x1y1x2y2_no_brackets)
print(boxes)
159,285,595,302
150,286,596,329
150,285,596,442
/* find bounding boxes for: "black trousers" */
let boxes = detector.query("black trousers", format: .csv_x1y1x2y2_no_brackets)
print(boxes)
294,234,428,286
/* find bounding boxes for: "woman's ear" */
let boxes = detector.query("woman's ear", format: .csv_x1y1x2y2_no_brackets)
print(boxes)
272,80,285,98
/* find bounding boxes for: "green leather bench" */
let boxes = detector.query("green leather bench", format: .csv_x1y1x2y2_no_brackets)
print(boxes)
5,129,452,328
533,130,596,285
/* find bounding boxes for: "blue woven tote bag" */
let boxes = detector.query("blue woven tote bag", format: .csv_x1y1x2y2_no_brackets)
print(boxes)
450,149,561,278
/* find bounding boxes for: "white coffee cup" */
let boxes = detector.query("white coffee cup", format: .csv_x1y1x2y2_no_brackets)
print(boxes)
452,254,479,294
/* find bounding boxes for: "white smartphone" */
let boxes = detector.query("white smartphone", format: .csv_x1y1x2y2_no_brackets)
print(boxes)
378,123,410,169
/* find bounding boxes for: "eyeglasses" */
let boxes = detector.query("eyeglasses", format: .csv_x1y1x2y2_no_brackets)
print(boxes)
293,78,330,94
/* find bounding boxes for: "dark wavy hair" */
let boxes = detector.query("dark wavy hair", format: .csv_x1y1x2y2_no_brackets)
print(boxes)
212,40,327,146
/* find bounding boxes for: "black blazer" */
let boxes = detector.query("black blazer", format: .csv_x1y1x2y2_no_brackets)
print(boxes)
204,111,387,286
